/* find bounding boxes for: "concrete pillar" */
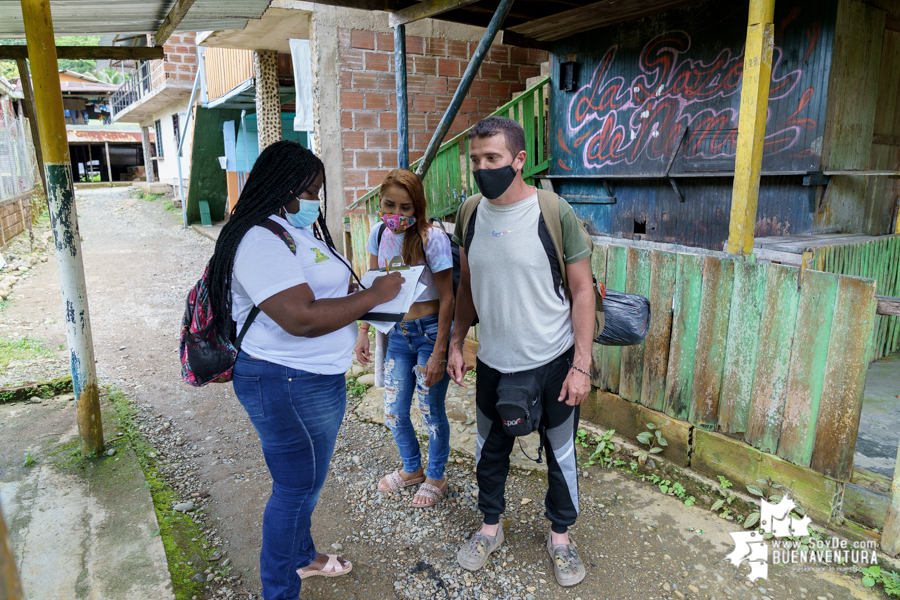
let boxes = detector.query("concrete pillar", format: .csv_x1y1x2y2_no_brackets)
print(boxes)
309,14,345,252
22,0,103,455
254,50,282,152
141,124,155,183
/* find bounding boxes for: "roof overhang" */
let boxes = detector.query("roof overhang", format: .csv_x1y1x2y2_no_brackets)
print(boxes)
197,7,311,53
289,0,709,46
205,78,296,110
0,0,271,38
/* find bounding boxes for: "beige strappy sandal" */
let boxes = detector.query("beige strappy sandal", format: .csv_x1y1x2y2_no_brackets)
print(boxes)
377,469,425,492
412,480,448,508
297,555,352,579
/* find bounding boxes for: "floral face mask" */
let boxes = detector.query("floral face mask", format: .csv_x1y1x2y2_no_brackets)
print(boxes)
378,211,416,233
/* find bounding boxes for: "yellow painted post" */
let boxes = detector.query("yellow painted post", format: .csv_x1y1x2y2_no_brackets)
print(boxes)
21,0,104,455
726,0,776,256
1,501,24,600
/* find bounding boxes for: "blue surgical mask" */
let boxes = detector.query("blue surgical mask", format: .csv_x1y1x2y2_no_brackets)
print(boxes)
284,200,320,229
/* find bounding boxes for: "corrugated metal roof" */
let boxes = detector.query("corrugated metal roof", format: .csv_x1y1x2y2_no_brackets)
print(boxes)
66,127,144,143
0,0,271,37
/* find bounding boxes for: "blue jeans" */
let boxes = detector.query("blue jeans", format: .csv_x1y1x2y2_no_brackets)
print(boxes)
384,314,451,480
232,351,346,600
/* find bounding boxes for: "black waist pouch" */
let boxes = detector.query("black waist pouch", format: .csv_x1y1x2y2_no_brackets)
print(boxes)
496,371,543,437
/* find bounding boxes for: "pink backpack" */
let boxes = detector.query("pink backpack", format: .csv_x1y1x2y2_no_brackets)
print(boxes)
180,219,295,386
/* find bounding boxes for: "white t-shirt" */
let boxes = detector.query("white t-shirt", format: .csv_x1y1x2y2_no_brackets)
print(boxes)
365,225,453,302
230,216,356,374
466,193,590,372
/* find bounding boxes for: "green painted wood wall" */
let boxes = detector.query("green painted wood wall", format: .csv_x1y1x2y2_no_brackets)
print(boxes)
813,234,900,360
590,244,878,482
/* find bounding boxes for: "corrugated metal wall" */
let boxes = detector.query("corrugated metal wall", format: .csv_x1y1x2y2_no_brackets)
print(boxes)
550,0,839,249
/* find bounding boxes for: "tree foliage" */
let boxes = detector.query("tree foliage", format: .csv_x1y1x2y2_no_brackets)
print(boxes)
0,35,103,80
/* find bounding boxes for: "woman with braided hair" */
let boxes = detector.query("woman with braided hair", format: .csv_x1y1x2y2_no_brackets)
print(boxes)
207,140,402,599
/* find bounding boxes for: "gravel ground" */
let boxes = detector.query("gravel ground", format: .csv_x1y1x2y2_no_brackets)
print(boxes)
0,187,881,600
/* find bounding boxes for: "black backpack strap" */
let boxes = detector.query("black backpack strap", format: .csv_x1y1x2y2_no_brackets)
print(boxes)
463,204,479,256
234,306,259,352
258,218,297,255
376,222,387,251
538,215,566,303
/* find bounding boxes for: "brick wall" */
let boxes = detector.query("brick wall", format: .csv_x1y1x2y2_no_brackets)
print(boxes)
148,33,198,87
337,28,548,206
0,191,34,248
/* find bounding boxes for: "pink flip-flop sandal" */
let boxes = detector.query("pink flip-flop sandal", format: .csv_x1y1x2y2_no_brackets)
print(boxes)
297,555,353,579
377,470,425,492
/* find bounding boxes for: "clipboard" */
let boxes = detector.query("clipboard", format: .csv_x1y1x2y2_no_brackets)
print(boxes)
359,265,427,332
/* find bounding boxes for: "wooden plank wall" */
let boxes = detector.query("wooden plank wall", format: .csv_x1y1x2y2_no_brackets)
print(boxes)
813,234,900,360
204,47,256,103
592,245,878,482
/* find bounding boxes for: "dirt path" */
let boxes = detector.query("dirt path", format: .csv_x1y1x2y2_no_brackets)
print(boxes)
0,187,884,600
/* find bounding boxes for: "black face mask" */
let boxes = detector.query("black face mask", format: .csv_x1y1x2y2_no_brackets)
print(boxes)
473,164,517,200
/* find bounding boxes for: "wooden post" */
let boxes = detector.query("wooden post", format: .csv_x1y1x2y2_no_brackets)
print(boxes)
394,24,409,169
87,144,94,181
882,440,900,555
0,502,24,600
21,0,104,456
15,57,47,196
726,0,776,256
104,141,112,183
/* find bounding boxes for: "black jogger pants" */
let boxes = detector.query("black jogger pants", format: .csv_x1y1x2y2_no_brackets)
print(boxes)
474,346,580,534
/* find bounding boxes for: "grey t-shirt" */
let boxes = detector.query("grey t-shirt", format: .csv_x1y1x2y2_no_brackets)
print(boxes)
464,193,591,373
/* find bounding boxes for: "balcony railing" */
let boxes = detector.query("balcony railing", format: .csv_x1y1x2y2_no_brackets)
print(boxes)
109,60,172,119
347,75,551,219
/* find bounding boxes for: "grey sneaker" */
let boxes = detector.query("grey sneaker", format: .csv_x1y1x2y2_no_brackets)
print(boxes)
547,533,586,586
457,524,504,571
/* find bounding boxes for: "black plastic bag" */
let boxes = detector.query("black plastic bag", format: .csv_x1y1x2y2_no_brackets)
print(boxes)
595,289,651,346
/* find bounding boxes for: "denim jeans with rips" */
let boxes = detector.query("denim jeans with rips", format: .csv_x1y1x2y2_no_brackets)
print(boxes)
232,351,346,600
383,313,452,481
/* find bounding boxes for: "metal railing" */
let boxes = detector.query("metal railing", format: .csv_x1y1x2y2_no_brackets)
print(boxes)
348,75,551,218
110,62,155,119
0,98,36,201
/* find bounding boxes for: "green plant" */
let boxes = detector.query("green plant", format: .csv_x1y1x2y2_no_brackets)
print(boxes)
711,475,737,520
22,452,36,467
744,477,808,531
862,565,900,597
346,378,368,401
684,496,696,507
575,428,590,448
635,423,667,465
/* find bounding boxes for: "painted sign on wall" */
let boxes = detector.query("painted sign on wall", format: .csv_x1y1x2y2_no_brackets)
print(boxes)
551,0,836,177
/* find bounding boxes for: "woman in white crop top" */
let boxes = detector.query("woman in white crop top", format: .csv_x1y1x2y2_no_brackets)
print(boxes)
354,169,455,508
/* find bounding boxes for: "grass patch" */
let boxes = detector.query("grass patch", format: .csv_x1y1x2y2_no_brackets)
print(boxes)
0,297,13,313
163,200,179,215
0,336,54,370
105,389,216,600
0,376,72,404
132,189,164,202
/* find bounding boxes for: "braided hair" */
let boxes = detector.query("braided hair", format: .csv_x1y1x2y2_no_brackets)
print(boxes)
207,140,342,338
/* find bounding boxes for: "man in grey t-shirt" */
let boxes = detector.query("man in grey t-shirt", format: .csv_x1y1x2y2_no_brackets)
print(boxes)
447,117,595,587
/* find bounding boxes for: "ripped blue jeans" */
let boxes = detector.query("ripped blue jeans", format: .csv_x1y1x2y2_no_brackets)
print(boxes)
384,313,451,481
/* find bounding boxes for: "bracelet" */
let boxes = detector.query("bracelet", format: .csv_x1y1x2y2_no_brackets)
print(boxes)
429,356,447,365
359,325,370,331
569,361,590,377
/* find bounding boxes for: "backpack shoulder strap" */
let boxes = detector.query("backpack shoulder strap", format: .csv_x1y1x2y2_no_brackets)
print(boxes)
456,193,483,255
536,189,569,294
376,222,387,250
258,218,297,255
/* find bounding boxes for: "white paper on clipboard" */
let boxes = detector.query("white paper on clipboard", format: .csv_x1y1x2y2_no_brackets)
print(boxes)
360,265,427,334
